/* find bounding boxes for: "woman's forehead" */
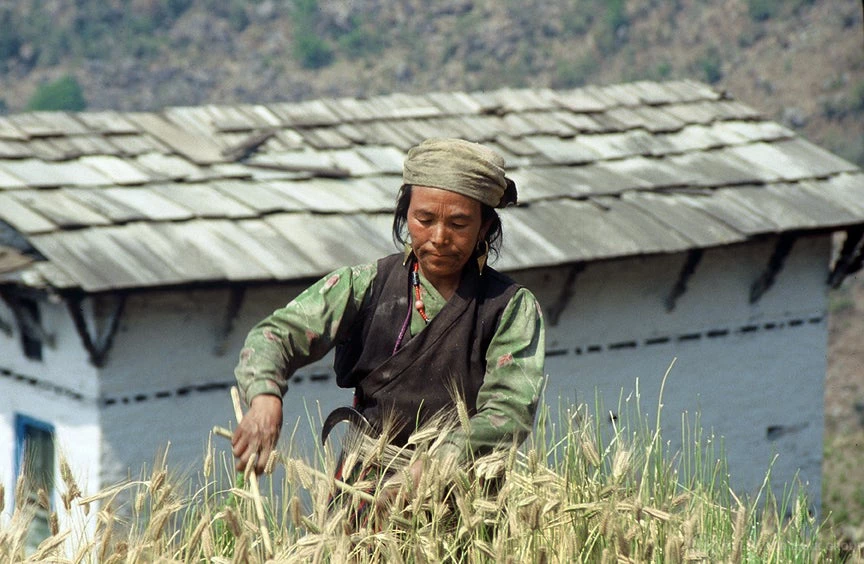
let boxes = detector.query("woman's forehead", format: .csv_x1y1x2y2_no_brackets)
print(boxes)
409,185,483,215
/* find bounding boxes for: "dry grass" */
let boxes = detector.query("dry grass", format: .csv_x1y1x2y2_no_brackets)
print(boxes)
1,385,850,563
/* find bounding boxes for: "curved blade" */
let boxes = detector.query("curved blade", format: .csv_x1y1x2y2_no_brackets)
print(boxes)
321,406,374,445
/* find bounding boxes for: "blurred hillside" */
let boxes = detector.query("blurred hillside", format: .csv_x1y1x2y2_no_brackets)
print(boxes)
0,0,862,166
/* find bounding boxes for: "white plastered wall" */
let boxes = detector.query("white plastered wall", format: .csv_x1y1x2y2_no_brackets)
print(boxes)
96,283,352,487
510,233,830,511
0,296,101,530
0,293,100,396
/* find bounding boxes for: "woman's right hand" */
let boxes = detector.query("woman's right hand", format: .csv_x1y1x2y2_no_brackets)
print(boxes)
232,394,283,473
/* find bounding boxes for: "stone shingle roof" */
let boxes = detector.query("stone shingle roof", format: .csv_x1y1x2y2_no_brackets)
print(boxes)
0,80,861,292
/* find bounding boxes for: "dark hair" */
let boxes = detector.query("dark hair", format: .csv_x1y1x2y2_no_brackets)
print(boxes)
392,184,503,263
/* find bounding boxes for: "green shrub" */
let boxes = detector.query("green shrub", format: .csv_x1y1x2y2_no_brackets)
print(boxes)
225,3,250,32
295,33,334,69
26,75,87,112
821,95,853,121
561,1,594,36
597,0,628,54
747,0,776,21
203,0,250,32
697,46,723,84
292,0,334,69
852,80,864,112
337,18,386,59
655,60,673,80
737,24,765,48
552,54,598,88
0,9,21,60
464,51,484,73
137,0,194,29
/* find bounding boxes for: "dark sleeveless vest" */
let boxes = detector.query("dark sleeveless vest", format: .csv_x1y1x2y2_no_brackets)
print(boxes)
334,253,520,445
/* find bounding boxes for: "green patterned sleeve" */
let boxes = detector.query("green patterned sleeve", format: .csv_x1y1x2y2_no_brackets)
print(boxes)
440,287,546,462
234,263,377,404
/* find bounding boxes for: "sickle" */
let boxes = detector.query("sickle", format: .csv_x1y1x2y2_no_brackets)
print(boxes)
321,406,375,445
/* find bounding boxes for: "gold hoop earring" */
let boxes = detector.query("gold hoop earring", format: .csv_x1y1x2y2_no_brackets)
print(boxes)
402,242,413,265
476,240,489,275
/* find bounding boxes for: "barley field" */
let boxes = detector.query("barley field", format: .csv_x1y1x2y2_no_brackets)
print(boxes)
1,382,854,563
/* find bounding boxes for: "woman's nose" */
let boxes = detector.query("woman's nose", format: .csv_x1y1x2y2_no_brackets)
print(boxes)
430,224,448,244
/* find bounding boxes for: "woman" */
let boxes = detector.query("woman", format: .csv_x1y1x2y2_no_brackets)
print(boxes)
232,138,546,477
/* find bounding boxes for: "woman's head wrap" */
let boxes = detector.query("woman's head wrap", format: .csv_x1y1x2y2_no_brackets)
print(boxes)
402,138,517,208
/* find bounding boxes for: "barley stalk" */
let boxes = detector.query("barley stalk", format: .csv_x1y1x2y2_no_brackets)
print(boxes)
244,453,274,558
48,511,59,536
204,434,214,479
72,540,94,564
150,469,167,494
14,474,25,511
78,480,146,506
201,518,215,559
289,495,304,528
683,514,697,551
144,502,183,543
60,455,82,509
230,386,244,422
36,488,49,511
264,450,279,475
186,510,212,556
27,530,70,561
221,507,242,538
97,509,114,563
664,532,684,564
232,532,250,564
730,502,747,564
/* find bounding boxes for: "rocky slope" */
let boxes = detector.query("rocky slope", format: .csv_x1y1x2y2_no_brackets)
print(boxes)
0,0,862,164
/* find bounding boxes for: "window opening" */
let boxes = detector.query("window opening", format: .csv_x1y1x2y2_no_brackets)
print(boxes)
14,415,55,553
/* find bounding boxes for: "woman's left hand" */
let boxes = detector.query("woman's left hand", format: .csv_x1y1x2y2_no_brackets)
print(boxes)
375,459,423,518
231,394,283,473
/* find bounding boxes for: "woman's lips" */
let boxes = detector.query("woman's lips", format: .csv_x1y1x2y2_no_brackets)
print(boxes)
424,252,454,261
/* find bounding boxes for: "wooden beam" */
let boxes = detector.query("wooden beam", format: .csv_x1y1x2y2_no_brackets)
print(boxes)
0,289,54,346
828,226,864,289
66,294,125,368
546,263,584,327
214,286,246,356
665,249,703,312
0,301,12,336
750,234,797,304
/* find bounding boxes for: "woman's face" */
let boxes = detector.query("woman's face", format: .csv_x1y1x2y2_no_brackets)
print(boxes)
407,185,489,285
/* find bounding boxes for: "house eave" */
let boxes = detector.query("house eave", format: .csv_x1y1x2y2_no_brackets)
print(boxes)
3,220,862,297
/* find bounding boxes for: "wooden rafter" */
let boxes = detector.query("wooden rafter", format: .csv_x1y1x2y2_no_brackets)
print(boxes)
665,249,704,312
66,294,126,368
0,288,53,345
214,286,246,356
750,234,797,304
828,226,864,289
546,263,584,327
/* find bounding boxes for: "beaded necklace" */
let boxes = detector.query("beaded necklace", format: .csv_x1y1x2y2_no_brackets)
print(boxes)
410,261,430,324
393,258,429,354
